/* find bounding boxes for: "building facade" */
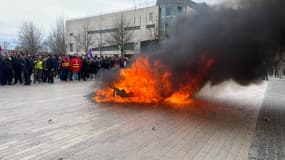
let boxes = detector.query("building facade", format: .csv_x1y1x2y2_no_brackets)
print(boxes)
157,0,198,40
66,0,199,56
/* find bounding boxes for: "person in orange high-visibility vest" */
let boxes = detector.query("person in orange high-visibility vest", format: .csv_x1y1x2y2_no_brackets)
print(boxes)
60,56,70,81
70,55,82,81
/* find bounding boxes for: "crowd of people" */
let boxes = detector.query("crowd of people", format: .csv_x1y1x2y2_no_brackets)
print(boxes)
268,60,285,80
2,51,285,86
0,51,128,86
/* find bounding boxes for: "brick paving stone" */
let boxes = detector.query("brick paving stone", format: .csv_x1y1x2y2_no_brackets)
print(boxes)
0,81,268,160
249,81,285,160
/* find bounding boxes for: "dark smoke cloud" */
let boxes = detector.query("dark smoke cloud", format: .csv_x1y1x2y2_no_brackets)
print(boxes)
152,0,285,86
102,0,285,95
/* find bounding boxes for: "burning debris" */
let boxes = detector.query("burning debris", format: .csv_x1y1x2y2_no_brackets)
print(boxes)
113,88,129,98
95,56,214,105
95,0,285,105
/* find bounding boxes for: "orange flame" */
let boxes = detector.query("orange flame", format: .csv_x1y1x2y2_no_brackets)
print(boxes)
95,56,214,105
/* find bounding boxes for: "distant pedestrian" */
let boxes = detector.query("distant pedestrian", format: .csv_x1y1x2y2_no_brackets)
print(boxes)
23,54,33,85
13,55,23,84
1,54,14,85
278,62,284,80
89,59,98,80
81,56,89,81
70,55,82,81
45,55,56,84
42,55,48,83
0,54,4,85
34,56,44,83
60,56,70,81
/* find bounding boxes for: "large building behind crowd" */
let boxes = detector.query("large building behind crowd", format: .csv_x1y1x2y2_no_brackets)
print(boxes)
66,0,201,56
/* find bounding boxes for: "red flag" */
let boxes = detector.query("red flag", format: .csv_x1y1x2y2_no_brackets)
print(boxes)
0,47,2,52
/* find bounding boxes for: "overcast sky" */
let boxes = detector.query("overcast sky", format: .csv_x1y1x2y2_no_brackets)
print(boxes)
0,0,220,48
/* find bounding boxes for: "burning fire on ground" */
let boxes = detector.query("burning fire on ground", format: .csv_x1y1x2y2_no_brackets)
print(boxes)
95,56,214,105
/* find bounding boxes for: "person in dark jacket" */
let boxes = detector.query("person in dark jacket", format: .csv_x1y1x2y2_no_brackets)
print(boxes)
19,54,27,84
68,55,73,81
12,55,23,84
89,59,98,80
23,54,33,85
1,54,14,85
42,55,48,83
81,56,89,81
0,54,3,85
45,55,56,84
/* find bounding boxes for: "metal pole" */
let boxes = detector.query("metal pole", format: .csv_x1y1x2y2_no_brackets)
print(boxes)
122,41,124,58
100,32,102,57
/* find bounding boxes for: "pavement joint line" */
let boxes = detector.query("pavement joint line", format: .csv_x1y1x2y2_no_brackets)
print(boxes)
30,135,87,157
51,130,85,141
60,134,90,150
0,141,18,148
55,130,90,142
0,140,34,156
3,144,48,160
31,126,53,133
38,129,62,138
0,146,9,151
46,130,91,147
14,143,47,155
18,154,36,160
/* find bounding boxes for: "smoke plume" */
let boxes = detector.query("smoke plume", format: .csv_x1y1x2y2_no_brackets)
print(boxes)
99,0,285,102
151,0,285,86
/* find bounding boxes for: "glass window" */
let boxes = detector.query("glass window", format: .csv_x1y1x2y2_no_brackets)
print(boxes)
146,24,155,29
70,43,74,52
88,28,117,34
149,12,153,22
125,43,135,50
165,23,170,37
125,26,141,31
166,8,171,16
94,45,118,51
178,6,183,14
93,43,134,51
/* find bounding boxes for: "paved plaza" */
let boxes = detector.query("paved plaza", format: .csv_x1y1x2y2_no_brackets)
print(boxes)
0,80,284,160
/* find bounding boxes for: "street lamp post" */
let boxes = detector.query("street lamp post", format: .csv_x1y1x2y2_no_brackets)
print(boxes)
71,34,80,54
119,45,124,58
99,32,102,57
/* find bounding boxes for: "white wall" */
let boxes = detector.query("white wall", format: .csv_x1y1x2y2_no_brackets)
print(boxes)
66,6,159,55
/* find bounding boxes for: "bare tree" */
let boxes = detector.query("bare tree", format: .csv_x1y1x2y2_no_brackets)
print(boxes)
105,14,134,57
77,18,96,54
46,17,67,54
0,41,11,50
41,39,50,53
18,21,43,53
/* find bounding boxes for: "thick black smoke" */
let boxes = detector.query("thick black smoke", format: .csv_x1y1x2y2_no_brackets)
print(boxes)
101,0,285,96
152,0,285,86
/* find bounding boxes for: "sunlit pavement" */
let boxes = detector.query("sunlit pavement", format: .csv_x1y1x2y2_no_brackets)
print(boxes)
0,80,282,160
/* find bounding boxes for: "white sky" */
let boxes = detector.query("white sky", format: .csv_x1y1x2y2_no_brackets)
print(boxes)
0,0,220,48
